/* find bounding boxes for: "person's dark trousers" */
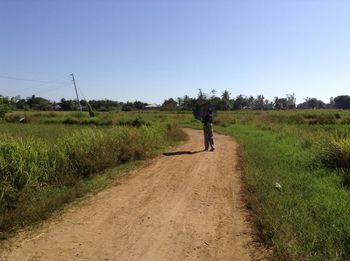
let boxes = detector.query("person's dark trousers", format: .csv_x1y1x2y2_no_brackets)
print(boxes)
204,128,214,150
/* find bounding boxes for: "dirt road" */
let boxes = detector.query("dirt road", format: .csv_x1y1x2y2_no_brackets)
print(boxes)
0,129,263,261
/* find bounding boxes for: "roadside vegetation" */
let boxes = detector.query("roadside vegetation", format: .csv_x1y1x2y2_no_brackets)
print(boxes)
0,113,186,239
202,110,350,260
2,91,350,260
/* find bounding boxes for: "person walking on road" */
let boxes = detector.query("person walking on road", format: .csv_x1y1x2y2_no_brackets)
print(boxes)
203,109,215,151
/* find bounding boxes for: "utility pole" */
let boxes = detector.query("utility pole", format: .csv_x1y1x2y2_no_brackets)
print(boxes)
70,73,82,112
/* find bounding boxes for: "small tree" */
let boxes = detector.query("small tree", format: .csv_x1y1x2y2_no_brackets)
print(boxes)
329,97,336,108
59,98,77,111
334,95,350,109
233,95,248,110
253,95,265,110
133,101,145,110
182,95,195,110
274,97,288,110
0,95,10,118
122,102,134,111
286,93,296,109
298,98,325,109
218,90,231,110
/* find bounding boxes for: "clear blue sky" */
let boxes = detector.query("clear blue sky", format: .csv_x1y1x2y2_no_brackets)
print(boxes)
0,0,349,104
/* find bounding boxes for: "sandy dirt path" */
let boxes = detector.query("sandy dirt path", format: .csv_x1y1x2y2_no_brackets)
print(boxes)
0,129,264,261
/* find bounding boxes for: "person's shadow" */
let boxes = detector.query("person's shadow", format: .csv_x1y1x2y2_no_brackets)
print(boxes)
163,150,205,156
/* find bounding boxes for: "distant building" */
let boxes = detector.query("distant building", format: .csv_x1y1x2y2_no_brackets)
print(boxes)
52,104,62,111
145,104,161,110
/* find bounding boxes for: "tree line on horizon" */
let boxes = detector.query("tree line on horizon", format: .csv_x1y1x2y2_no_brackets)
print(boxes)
1,89,350,116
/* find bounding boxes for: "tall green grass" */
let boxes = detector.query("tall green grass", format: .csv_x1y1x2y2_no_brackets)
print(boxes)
178,109,350,259
3,110,194,126
0,121,186,237
199,110,350,260
217,125,350,260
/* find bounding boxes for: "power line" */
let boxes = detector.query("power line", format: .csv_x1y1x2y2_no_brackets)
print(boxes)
0,74,61,83
38,84,72,95
2,81,71,96
2,86,72,105
77,81,87,101
0,74,89,106
0,75,70,96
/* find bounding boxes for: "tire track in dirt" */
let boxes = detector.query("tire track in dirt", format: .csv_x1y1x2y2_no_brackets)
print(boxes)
0,129,266,261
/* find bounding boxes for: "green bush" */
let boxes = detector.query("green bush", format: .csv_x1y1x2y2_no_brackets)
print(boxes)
165,123,187,142
320,138,350,170
62,117,80,124
319,137,350,187
288,114,306,124
334,112,341,119
4,113,32,123
0,104,9,118
341,118,350,124
309,114,337,125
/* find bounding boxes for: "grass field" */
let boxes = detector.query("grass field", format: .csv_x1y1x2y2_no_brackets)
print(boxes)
1,109,350,260
204,110,350,260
